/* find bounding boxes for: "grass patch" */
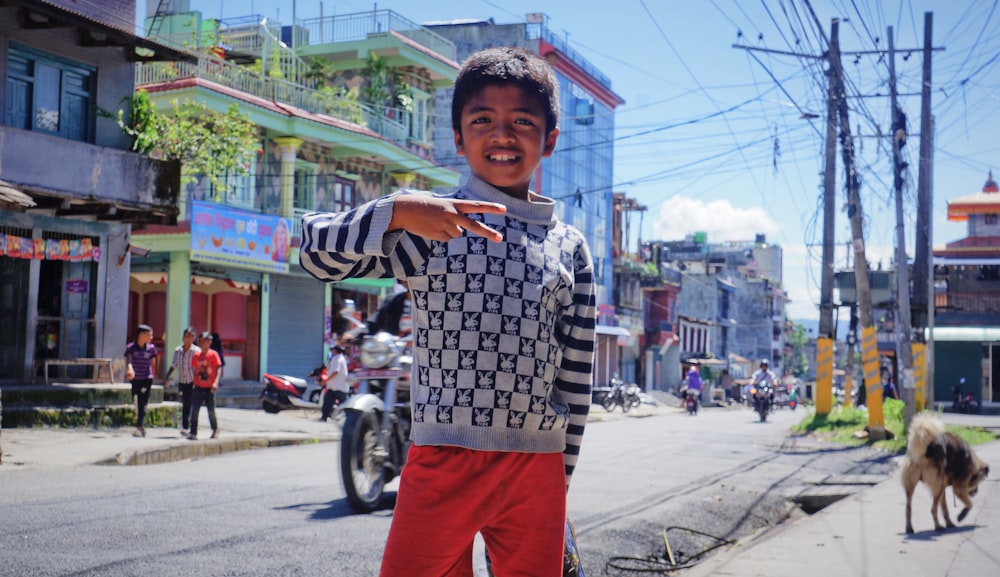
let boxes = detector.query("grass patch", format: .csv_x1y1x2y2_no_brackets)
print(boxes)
792,399,996,454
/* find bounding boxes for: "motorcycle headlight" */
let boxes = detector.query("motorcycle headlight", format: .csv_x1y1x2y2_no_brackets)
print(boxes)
359,332,400,369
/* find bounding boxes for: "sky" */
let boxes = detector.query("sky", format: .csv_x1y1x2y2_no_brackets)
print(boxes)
140,1,1000,323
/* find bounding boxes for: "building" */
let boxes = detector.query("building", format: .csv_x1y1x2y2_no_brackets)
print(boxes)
422,13,629,385
132,5,459,381
932,171,1000,404
0,0,190,383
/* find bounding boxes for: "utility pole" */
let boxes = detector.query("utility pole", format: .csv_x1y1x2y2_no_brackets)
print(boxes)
913,12,936,408
814,19,840,416
889,26,917,427
832,20,885,440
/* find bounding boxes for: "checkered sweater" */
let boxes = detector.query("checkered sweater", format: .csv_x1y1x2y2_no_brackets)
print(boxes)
300,175,596,486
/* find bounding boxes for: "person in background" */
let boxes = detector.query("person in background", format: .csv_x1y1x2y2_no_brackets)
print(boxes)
300,46,596,577
125,324,158,438
188,332,222,440
210,332,226,369
683,364,703,406
163,327,200,436
319,345,350,422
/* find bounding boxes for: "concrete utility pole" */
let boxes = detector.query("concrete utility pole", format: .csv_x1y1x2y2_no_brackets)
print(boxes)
831,21,885,440
888,26,917,428
814,19,841,416
913,12,936,407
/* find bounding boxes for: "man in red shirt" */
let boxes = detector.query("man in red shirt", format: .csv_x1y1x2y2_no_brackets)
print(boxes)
188,332,222,440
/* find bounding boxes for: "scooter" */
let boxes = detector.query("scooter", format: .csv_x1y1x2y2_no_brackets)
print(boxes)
952,379,980,414
260,366,325,413
685,389,699,415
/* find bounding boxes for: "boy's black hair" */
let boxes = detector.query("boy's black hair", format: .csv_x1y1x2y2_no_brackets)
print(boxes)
135,324,153,340
451,46,560,137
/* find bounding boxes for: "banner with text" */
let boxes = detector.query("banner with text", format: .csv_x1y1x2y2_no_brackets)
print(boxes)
190,201,291,274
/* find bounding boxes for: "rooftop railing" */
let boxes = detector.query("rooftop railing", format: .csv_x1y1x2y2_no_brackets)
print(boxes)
298,9,456,61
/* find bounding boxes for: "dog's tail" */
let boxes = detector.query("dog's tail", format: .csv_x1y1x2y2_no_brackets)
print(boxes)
906,411,947,460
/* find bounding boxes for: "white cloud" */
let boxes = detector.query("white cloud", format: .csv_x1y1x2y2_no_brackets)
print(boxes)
652,196,779,242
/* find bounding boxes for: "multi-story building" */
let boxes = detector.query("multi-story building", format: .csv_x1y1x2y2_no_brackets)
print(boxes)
132,5,459,380
423,13,626,387
0,0,189,383
932,171,1000,404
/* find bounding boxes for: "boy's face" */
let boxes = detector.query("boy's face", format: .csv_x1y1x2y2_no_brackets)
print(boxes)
454,84,559,200
137,331,152,345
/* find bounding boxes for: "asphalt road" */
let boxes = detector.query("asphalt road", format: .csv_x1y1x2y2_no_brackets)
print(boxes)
0,405,895,576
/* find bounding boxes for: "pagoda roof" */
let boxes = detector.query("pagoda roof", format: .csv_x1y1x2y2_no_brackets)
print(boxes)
948,170,1000,221
934,235,1000,258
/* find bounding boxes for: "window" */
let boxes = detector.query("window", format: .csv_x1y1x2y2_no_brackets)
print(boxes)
405,88,431,143
329,178,354,213
5,44,94,142
985,214,998,226
293,161,317,210
208,152,258,211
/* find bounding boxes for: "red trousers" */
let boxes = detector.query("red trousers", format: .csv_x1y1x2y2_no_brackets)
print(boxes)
379,445,567,577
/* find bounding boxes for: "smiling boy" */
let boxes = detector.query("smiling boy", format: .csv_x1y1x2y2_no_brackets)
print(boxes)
301,46,596,576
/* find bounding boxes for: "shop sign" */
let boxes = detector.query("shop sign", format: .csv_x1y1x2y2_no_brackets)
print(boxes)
66,279,88,293
190,201,291,273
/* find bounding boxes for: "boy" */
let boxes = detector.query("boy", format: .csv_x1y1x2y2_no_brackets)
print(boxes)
301,46,596,576
125,324,158,438
163,326,200,436
187,332,222,440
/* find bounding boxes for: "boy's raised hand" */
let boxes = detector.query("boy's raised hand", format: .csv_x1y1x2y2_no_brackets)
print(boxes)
389,195,507,243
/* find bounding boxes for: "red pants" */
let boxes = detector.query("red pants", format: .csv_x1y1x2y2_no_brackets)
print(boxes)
379,445,567,577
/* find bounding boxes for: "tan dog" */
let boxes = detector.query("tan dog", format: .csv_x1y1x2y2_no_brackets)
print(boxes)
902,412,990,534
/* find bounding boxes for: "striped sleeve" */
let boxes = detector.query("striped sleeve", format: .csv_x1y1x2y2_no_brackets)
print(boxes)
299,194,400,282
557,236,596,489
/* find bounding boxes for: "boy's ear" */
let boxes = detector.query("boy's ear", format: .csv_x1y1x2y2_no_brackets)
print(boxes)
453,130,465,156
543,127,560,157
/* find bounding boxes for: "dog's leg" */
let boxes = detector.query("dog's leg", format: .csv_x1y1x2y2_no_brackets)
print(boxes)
939,486,956,529
931,485,947,531
954,486,973,523
903,471,918,534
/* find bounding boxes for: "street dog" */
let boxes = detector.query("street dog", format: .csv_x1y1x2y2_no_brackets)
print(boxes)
902,412,990,534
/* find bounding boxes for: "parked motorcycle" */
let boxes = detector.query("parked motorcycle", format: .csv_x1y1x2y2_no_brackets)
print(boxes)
952,379,980,414
260,366,326,413
340,331,412,513
600,379,641,412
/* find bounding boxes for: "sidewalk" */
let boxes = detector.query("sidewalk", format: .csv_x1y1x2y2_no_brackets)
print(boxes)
0,407,340,469
685,416,1000,577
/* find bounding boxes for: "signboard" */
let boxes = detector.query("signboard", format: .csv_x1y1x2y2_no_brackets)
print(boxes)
66,279,88,293
190,201,291,273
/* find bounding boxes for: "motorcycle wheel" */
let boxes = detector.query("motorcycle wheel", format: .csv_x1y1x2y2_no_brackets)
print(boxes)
622,398,632,413
601,397,616,412
261,399,282,414
340,409,387,513
757,400,767,422
309,390,322,404
630,395,642,408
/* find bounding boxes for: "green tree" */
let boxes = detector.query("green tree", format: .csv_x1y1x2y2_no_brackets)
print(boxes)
117,90,259,195
783,321,810,377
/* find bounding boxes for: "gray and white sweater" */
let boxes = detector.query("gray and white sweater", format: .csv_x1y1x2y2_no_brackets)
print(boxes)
300,175,596,485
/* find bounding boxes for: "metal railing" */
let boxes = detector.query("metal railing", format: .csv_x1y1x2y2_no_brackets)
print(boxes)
135,58,412,147
936,291,1000,313
298,10,456,61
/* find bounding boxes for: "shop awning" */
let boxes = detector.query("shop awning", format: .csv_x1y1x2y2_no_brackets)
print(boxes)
333,277,397,295
594,325,630,337
926,326,1000,342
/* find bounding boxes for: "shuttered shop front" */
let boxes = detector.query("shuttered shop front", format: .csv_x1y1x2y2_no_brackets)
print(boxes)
268,275,324,376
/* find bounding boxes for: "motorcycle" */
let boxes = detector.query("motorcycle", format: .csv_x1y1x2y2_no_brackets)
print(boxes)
952,379,980,414
600,379,641,413
751,380,773,423
684,389,699,415
788,386,798,411
260,366,326,413
339,331,412,513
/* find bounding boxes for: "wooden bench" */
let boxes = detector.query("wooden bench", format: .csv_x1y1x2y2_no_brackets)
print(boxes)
43,358,116,385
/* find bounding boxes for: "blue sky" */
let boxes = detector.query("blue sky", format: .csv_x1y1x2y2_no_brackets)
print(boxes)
144,1,1000,322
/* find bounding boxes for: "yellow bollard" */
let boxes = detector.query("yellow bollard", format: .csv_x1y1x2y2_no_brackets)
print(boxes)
815,338,833,415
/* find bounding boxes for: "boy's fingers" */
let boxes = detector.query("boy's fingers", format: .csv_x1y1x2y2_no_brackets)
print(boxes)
454,200,507,216
461,219,503,242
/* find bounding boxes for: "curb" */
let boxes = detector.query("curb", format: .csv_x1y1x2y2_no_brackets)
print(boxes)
99,434,339,466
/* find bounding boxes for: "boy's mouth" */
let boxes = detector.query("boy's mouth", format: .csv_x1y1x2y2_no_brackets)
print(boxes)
487,152,520,162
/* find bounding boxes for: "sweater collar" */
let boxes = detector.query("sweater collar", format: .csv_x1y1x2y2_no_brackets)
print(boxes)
462,174,556,225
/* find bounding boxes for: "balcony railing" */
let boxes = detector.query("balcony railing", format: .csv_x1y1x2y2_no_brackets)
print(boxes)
135,58,413,147
935,291,1000,313
298,10,456,62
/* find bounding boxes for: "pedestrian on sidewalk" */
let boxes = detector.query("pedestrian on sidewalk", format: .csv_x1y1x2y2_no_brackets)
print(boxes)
125,324,158,438
319,345,350,421
301,46,596,577
188,332,222,440
163,326,200,436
